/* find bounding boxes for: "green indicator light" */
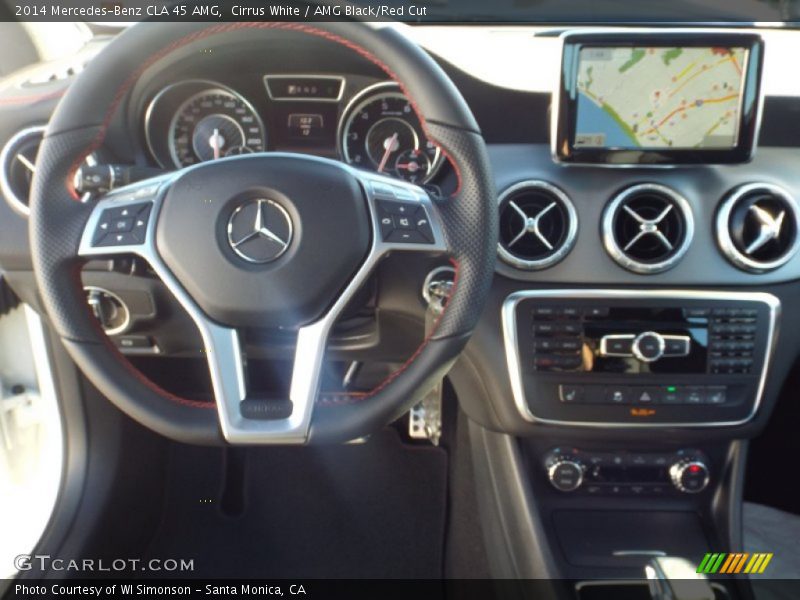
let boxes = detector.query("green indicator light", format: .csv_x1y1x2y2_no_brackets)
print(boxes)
667,386,677,392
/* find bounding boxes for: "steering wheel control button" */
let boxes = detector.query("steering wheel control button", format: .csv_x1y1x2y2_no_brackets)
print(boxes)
377,199,417,216
377,200,434,244
386,229,429,244
414,207,434,242
93,202,151,247
632,331,665,363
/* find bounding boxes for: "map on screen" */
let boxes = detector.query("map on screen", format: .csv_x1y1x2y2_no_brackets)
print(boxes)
574,46,747,150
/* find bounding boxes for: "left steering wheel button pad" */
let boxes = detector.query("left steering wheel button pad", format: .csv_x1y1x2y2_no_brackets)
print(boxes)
93,202,152,246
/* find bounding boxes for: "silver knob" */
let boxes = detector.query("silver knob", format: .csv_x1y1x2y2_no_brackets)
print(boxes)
632,331,666,363
548,459,584,492
669,459,710,494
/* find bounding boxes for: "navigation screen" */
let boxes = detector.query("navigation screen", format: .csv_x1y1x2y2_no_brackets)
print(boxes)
574,46,748,150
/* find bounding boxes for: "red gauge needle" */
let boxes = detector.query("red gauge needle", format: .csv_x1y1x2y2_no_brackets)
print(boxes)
377,133,399,173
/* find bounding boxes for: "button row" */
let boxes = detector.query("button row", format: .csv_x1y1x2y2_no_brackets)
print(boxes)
709,358,753,375
532,306,608,320
534,338,582,352
582,452,672,468
683,307,758,319
600,333,691,359
376,200,434,244
370,180,420,202
559,384,728,405
584,483,671,496
535,355,583,371
533,322,582,336
93,202,152,247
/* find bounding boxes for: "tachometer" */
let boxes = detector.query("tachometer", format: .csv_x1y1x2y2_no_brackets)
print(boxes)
168,88,265,168
338,83,442,184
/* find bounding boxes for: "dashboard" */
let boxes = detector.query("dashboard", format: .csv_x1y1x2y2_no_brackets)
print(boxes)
2,24,800,585
1,24,800,443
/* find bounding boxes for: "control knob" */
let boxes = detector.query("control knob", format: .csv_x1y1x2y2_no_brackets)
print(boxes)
547,459,584,492
669,459,710,494
632,331,666,363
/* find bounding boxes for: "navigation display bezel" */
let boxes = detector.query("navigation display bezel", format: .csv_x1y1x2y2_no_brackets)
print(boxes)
552,31,764,165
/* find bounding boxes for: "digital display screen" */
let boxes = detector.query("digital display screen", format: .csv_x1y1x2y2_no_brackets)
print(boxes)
573,46,748,150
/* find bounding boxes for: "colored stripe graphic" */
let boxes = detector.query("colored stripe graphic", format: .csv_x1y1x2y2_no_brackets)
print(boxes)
699,552,774,574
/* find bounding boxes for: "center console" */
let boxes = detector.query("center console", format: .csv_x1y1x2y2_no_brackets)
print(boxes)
502,290,780,427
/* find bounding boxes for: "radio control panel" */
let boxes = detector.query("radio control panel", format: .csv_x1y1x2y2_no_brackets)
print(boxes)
502,291,779,427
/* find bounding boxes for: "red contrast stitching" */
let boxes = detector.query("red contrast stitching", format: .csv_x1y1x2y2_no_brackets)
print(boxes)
65,23,464,409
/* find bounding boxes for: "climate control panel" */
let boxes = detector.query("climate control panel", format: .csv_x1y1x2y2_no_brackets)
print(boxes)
543,447,711,495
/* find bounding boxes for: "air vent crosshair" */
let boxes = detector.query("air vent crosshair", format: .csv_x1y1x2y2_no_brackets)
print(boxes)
0,126,45,216
602,183,694,274
716,183,800,273
497,180,578,270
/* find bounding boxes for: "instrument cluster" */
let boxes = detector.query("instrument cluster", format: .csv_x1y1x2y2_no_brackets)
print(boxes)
144,76,445,185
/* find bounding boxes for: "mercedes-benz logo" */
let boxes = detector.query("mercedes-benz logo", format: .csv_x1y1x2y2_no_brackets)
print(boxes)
227,199,293,263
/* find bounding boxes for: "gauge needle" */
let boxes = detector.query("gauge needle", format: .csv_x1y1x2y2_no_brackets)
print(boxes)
377,133,399,173
209,128,224,160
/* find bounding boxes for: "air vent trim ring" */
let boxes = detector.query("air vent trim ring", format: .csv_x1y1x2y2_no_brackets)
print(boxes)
497,180,578,271
716,183,800,273
602,183,695,275
0,125,46,217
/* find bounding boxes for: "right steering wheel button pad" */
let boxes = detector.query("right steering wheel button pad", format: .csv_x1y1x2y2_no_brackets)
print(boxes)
93,203,152,247
376,199,434,244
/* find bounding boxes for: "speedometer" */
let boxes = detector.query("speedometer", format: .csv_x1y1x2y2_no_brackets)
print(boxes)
168,88,265,168
338,82,442,184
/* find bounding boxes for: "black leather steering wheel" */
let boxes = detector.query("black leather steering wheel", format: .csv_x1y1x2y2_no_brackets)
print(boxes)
29,22,496,445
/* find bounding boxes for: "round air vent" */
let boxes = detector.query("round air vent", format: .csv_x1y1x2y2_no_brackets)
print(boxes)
497,180,578,270
716,183,800,273
0,126,45,216
602,183,694,274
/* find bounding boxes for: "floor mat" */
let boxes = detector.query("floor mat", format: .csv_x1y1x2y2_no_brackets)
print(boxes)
143,429,448,578
744,502,800,580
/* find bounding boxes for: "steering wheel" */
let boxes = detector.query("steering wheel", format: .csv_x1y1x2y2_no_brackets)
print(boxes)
29,22,496,445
